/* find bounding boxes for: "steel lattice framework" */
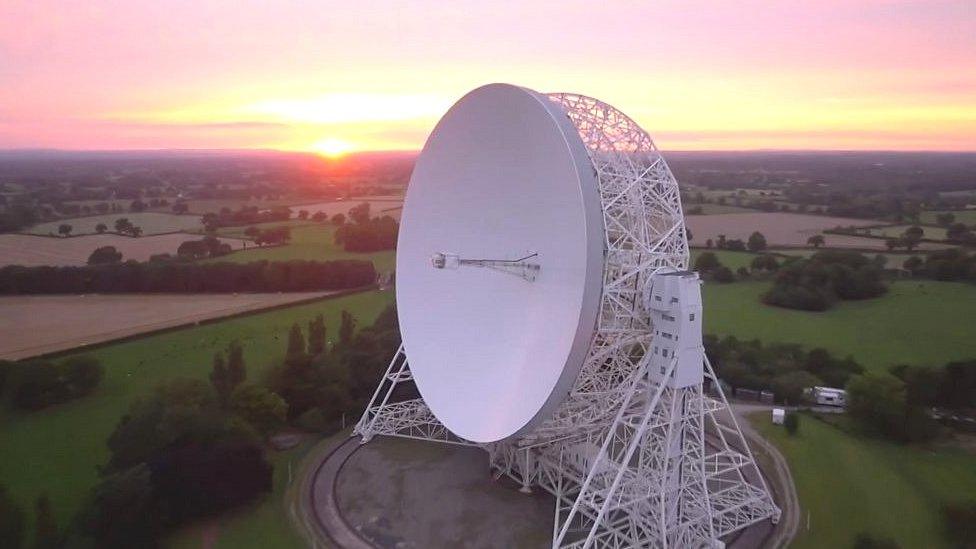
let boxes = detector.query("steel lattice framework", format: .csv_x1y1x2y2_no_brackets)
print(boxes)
355,93,779,548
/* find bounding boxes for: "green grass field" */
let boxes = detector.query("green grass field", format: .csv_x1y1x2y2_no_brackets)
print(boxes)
703,280,976,372
208,222,397,272
867,224,949,240
752,414,976,548
919,210,976,226
0,290,393,541
26,212,203,236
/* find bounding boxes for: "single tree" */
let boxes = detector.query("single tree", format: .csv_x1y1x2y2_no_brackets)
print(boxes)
339,310,356,346
935,212,955,227
227,341,246,389
332,213,346,226
95,223,108,234
747,231,767,252
298,210,309,220
32,494,58,549
806,234,825,248
210,353,232,407
88,246,123,265
903,255,923,275
58,224,72,237
904,225,924,240
129,226,143,238
285,323,307,364
308,314,326,356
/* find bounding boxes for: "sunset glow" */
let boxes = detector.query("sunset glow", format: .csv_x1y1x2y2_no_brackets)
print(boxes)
1,1,974,152
312,138,353,158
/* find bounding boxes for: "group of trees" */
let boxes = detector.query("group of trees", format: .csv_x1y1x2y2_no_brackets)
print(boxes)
329,203,399,253
112,218,143,237
175,236,234,259
0,356,103,411
706,335,863,404
945,222,976,245
67,344,278,548
242,225,292,247
902,249,976,282
846,360,975,444
0,259,376,294
266,305,400,431
201,206,291,230
763,251,887,311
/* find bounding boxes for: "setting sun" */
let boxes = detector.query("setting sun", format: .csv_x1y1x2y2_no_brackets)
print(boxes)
312,138,353,158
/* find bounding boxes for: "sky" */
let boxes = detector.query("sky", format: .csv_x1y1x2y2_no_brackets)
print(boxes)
1,0,975,153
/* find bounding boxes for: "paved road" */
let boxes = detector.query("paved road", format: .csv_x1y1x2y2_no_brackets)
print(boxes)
732,403,802,549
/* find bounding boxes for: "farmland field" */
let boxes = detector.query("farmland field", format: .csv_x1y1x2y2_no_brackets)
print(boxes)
0,292,341,360
0,290,394,542
25,212,203,236
211,222,397,272
919,209,976,226
865,224,949,240
752,413,976,548
685,212,951,250
0,233,246,267
703,280,976,372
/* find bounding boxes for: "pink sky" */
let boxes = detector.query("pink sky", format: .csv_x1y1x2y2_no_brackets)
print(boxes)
1,0,974,152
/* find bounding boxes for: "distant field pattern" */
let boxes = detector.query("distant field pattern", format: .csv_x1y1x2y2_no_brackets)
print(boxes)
686,212,949,250
0,233,247,267
26,212,203,235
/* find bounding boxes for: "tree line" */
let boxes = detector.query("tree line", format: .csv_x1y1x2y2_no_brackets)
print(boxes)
0,259,376,294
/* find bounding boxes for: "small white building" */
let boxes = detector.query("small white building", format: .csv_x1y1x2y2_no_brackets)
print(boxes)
771,408,786,425
810,386,847,407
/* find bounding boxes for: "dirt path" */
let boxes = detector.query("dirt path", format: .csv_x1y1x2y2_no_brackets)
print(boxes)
732,403,802,549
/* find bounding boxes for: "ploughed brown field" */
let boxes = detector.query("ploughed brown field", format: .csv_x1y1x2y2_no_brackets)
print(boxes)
684,212,954,250
0,233,248,267
0,292,338,360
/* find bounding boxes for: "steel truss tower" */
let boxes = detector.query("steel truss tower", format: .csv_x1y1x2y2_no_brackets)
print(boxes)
355,93,779,548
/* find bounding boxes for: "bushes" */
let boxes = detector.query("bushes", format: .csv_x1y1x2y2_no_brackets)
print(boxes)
2,356,103,411
0,259,376,294
763,251,887,311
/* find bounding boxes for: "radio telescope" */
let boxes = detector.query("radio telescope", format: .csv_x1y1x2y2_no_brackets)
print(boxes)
355,84,779,548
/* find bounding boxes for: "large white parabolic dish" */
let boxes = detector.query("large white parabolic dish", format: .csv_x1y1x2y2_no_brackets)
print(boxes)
396,84,604,443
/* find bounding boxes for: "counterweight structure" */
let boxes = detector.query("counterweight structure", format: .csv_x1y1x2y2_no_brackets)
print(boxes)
355,91,779,548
